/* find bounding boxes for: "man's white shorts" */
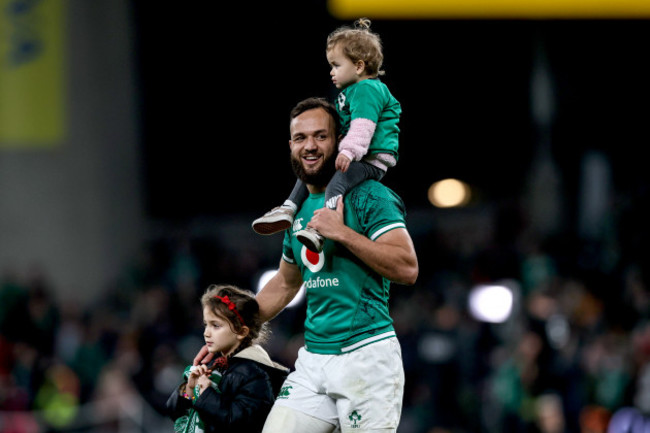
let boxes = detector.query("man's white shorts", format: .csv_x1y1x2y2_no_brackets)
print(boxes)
272,336,405,432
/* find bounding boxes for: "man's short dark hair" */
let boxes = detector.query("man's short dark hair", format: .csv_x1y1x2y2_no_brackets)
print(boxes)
290,97,340,137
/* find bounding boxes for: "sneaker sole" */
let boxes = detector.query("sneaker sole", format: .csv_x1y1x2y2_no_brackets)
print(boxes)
252,219,292,235
296,233,323,253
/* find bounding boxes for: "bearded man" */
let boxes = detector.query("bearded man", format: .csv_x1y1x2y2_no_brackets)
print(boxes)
197,97,418,433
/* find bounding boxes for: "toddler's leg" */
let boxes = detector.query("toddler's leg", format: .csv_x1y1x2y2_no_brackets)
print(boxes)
296,162,385,253
285,179,309,211
324,162,385,209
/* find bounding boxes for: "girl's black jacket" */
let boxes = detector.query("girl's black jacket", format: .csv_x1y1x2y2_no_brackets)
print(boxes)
166,344,290,433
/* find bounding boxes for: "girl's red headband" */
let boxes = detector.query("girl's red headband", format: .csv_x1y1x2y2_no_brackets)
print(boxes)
214,295,246,327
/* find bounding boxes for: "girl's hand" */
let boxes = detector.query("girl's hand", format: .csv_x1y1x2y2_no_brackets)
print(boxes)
186,365,213,397
195,364,212,376
186,366,201,392
197,375,212,395
335,154,351,172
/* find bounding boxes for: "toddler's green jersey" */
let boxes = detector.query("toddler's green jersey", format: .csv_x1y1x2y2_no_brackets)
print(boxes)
282,180,407,354
336,78,401,159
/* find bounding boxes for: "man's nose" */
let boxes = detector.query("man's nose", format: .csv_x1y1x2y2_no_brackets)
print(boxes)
304,136,318,149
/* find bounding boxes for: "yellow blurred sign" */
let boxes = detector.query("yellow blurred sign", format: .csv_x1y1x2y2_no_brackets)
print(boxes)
0,0,66,148
328,0,650,18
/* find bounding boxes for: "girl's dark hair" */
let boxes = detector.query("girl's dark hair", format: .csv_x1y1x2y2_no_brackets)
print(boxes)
201,284,269,350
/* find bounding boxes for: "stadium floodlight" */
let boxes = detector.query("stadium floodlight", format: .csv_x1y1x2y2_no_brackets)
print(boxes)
428,178,471,208
468,284,514,323
256,269,305,309
328,0,650,19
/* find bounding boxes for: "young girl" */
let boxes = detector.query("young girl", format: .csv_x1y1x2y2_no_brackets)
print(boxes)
252,18,402,253
166,284,289,433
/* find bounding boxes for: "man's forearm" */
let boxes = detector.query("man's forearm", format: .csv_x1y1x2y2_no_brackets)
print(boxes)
256,260,303,322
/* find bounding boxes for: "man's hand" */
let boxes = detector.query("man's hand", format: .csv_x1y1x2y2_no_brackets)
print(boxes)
307,197,348,242
193,345,214,366
335,154,351,173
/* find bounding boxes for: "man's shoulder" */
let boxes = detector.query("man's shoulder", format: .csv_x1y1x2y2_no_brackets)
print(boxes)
346,180,405,211
344,180,407,239
348,179,397,197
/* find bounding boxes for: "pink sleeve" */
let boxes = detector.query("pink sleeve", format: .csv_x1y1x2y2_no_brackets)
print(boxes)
338,118,377,161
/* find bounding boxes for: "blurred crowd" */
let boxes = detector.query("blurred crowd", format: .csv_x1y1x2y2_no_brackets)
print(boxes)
2,190,650,433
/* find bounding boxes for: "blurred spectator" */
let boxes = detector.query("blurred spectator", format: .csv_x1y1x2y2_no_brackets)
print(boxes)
579,405,610,433
3,208,650,433
535,393,566,433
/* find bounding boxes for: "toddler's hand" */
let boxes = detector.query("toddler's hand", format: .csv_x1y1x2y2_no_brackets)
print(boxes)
336,154,351,172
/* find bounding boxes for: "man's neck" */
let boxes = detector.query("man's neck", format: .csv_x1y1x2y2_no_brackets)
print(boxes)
306,183,327,194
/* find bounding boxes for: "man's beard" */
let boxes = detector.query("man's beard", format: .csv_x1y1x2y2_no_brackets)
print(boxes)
291,152,337,187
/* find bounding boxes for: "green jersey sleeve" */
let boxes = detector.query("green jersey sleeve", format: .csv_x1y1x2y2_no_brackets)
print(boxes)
346,180,407,241
282,230,295,264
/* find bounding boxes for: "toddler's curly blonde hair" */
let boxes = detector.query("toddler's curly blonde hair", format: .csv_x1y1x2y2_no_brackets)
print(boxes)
326,18,385,78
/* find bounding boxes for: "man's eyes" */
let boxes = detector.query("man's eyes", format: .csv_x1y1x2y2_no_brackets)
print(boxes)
293,134,328,141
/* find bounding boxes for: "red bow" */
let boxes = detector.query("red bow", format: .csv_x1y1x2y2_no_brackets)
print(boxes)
221,296,236,310
214,295,246,326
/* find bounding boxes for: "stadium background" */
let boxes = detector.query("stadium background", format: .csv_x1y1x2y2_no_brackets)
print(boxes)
1,0,650,431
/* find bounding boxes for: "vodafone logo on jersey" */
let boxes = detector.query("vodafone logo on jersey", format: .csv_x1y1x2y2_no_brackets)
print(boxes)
301,246,325,273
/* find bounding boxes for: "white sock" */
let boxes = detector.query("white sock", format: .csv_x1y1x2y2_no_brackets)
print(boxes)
282,200,298,213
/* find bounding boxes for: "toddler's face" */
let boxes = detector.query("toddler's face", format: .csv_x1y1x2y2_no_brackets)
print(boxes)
327,44,363,89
